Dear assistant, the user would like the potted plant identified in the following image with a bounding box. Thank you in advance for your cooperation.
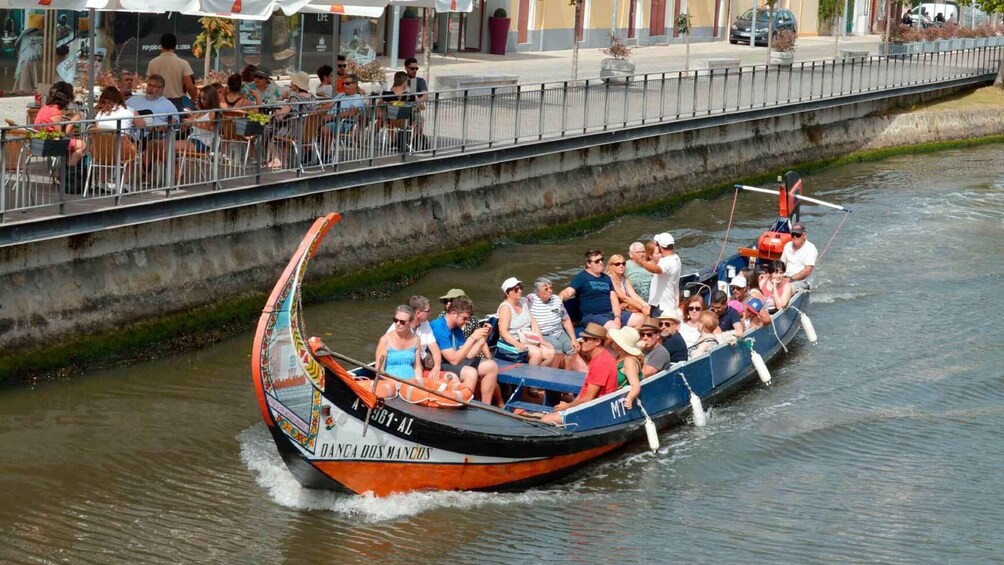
[883,24,910,57]
[769,30,796,66]
[235,110,269,137]
[398,7,420,59]
[675,12,692,71]
[28,131,70,157]
[599,33,635,82]
[489,8,511,56]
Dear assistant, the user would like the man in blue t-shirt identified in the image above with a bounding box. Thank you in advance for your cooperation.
[559,249,622,329]
[429,296,501,406]
[710,290,744,335]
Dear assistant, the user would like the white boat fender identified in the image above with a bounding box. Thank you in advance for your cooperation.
[636,400,659,451]
[690,393,707,428]
[751,349,771,385]
[800,312,818,343]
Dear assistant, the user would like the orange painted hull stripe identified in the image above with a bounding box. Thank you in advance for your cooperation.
[314,444,623,496]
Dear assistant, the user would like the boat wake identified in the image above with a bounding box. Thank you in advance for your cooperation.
[237,424,579,522]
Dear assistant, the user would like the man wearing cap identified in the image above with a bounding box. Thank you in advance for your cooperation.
[147,33,198,111]
[657,310,689,363]
[637,232,682,316]
[639,318,673,377]
[429,296,501,406]
[780,222,818,290]
[710,290,744,336]
[727,275,749,314]
[559,249,622,329]
[541,323,619,425]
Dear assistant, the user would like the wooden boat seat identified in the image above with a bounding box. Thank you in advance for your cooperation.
[496,363,584,394]
[738,247,760,258]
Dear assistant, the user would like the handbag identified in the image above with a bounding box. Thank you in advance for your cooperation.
[494,340,529,363]
[421,351,436,371]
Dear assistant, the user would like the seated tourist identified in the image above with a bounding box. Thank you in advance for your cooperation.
[657,310,689,363]
[759,260,793,312]
[727,275,750,314]
[34,81,86,166]
[679,295,705,349]
[93,86,144,132]
[606,253,650,328]
[607,327,643,410]
[743,297,769,331]
[559,249,622,329]
[316,64,334,98]
[430,296,501,406]
[527,277,585,371]
[318,74,365,154]
[496,277,555,366]
[375,305,422,381]
[741,267,766,302]
[639,318,672,377]
[541,323,619,425]
[126,74,178,128]
[709,290,743,335]
[242,67,282,106]
[688,311,720,357]
[176,84,221,156]
[222,73,251,108]
[385,295,442,379]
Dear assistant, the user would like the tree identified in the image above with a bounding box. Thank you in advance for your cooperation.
[675,12,692,71]
[192,16,235,81]
[764,0,778,64]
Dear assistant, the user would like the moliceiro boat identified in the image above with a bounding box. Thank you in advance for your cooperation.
[250,172,849,496]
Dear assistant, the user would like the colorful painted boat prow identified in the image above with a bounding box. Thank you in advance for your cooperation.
[250,173,841,496]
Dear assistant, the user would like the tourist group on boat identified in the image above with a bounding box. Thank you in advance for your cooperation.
[374,222,818,422]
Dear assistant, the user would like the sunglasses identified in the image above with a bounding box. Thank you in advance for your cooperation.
[792,233,804,238]
[640,331,657,337]
[392,318,410,325]
[589,257,605,264]
[344,81,356,85]
[508,285,523,293]
[337,64,347,68]
[407,66,419,70]
[659,321,676,327]
[611,261,626,267]
[688,306,703,311]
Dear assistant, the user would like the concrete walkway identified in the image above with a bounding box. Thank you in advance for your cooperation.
[0,35,884,125]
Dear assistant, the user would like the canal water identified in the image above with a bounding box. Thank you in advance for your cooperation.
[2,146,1003,564]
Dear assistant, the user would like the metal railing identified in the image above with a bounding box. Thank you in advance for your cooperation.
[1,46,1000,223]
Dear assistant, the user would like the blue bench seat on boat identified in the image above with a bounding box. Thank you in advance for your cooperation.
[496,363,585,394]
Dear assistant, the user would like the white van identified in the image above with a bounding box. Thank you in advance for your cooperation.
[909,2,959,23]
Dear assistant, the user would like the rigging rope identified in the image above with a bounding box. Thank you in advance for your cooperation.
[819,211,850,261]
[714,188,741,274]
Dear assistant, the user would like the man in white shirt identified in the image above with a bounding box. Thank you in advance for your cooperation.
[780,222,818,290]
[643,232,682,316]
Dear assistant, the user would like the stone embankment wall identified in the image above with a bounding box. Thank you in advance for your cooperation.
[2,88,1003,360]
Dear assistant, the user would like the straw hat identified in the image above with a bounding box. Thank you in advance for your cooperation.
[657,309,681,323]
[290,71,311,92]
[607,327,643,356]
[579,322,608,340]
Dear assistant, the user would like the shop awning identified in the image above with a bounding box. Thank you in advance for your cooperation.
[3,0,200,11]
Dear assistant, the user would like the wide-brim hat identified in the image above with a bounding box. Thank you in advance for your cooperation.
[439,288,467,301]
[290,71,310,92]
[252,69,272,81]
[608,327,643,356]
[656,309,681,322]
[579,322,608,340]
[640,317,660,332]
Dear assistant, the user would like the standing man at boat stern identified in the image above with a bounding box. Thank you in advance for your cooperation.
[781,222,818,291]
[430,296,502,406]
[638,232,682,316]
[542,323,619,425]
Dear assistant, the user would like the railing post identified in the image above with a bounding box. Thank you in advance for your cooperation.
[537,83,545,140]
[582,80,590,134]
[848,57,855,94]
[461,89,470,151]
[641,74,649,124]
[658,72,667,121]
[488,87,496,148]
[561,81,569,137]
[513,84,522,144]
[165,121,176,198]
[675,71,683,118]
[431,92,440,157]
[113,119,123,204]
[708,70,715,115]
[602,77,610,131]
[692,69,699,116]
[622,76,629,127]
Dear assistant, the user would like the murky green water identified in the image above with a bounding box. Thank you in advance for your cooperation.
[2,146,1002,563]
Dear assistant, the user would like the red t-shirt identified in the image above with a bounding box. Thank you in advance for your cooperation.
[579,348,618,399]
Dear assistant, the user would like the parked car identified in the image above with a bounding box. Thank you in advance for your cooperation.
[908,2,959,26]
[729,8,798,46]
